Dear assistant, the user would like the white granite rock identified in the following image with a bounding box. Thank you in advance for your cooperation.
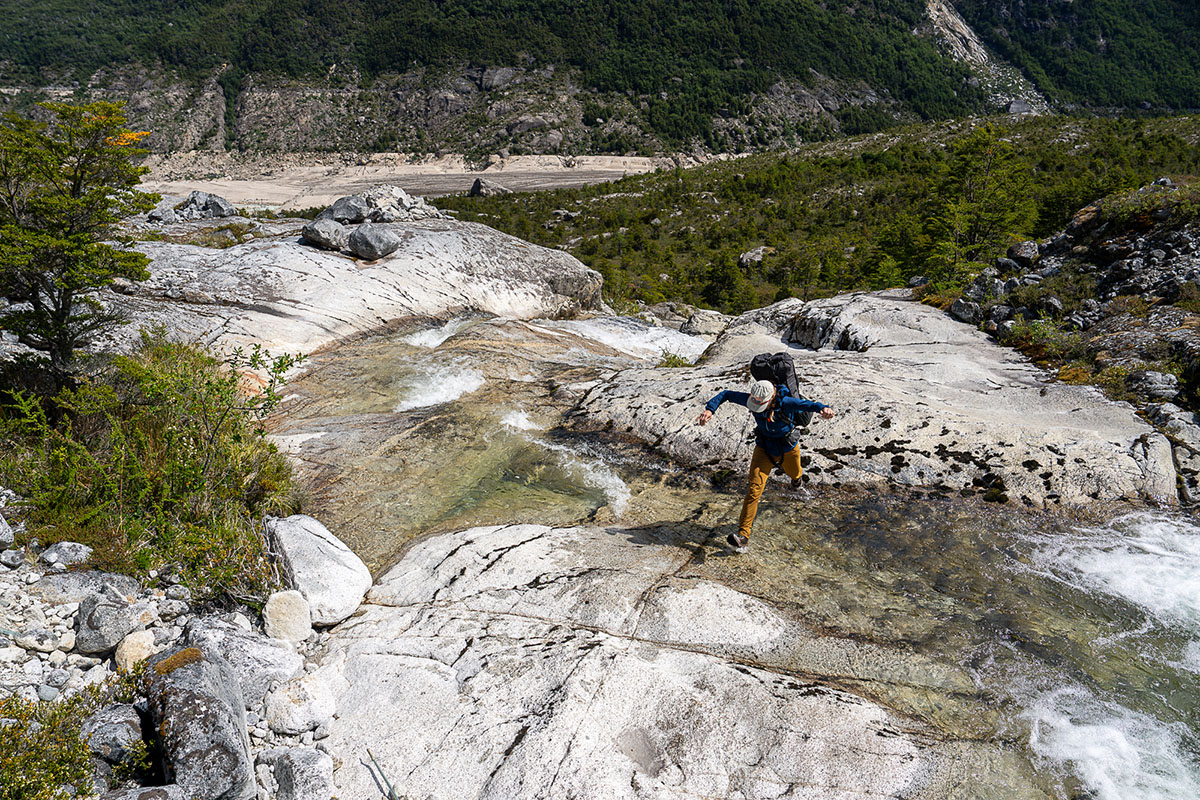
[323,524,1036,799]
[573,292,1178,507]
[264,660,347,736]
[263,590,313,643]
[115,629,159,672]
[266,516,371,626]
[106,219,603,357]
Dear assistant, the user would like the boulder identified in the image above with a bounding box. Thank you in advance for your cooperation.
[949,297,983,325]
[174,191,238,221]
[29,570,139,607]
[1007,241,1040,268]
[265,516,371,626]
[0,514,12,549]
[16,629,57,653]
[480,67,517,90]
[680,309,729,337]
[263,590,312,643]
[1146,403,1200,503]
[319,195,369,225]
[1130,370,1179,401]
[737,246,774,270]
[468,177,512,197]
[300,219,347,251]
[115,629,159,671]
[184,617,303,709]
[346,223,404,260]
[75,588,139,656]
[274,748,335,800]
[39,541,93,571]
[1,548,23,569]
[82,703,144,765]
[135,646,256,800]
[263,661,346,735]
[994,257,1022,274]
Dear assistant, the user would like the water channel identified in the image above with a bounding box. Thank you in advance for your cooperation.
[270,313,1200,800]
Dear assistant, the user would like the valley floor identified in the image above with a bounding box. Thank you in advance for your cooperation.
[139,152,687,208]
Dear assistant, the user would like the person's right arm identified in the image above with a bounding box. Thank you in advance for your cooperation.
[697,390,749,425]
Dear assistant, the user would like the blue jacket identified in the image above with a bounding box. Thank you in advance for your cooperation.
[705,387,827,457]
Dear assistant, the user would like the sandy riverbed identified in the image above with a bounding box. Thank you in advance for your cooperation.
[140,152,702,208]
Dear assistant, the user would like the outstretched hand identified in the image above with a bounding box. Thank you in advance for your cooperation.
[820,407,836,419]
[696,409,713,426]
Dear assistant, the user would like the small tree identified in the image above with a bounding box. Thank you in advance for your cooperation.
[924,124,1036,288]
[0,102,157,390]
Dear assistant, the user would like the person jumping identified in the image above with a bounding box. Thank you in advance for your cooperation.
[696,379,835,552]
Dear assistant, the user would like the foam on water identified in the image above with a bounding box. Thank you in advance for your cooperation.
[1031,512,1200,628]
[394,366,485,412]
[1022,685,1200,800]
[543,316,709,361]
[536,439,631,516]
[500,410,543,431]
[402,317,476,349]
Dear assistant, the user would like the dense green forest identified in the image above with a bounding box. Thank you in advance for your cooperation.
[2,0,981,143]
[956,0,1200,111]
[438,116,1200,313]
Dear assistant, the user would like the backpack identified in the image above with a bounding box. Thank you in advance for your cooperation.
[749,351,813,428]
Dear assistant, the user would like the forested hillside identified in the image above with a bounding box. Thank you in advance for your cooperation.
[0,0,982,144]
[438,116,1200,312]
[956,0,1200,111]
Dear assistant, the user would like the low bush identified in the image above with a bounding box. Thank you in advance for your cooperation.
[0,667,146,800]
[0,329,304,603]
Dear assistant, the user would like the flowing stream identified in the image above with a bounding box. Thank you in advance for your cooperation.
[270,313,1200,800]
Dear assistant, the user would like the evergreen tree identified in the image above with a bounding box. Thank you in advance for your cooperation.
[0,102,157,389]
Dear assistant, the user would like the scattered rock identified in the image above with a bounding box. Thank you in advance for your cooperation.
[185,617,304,709]
[263,590,312,644]
[0,515,12,549]
[29,571,140,605]
[273,748,335,800]
[468,177,512,197]
[1,549,23,569]
[115,629,160,671]
[39,541,93,571]
[75,589,139,656]
[265,516,371,626]
[346,223,404,260]
[301,219,347,251]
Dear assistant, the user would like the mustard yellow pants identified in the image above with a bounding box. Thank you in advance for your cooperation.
[738,444,801,539]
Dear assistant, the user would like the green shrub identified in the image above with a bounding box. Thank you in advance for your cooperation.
[657,350,693,368]
[0,329,304,602]
[0,692,95,800]
[1002,318,1088,364]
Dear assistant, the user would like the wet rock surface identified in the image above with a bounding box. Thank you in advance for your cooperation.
[574,291,1177,507]
[324,523,1045,799]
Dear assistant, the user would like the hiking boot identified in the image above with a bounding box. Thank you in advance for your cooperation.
[726,532,749,553]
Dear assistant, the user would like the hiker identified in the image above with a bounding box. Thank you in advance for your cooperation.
[696,379,835,551]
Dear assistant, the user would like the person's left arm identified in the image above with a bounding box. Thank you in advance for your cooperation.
[782,396,836,419]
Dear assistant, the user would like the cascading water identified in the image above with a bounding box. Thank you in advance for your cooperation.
[270,312,1200,799]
